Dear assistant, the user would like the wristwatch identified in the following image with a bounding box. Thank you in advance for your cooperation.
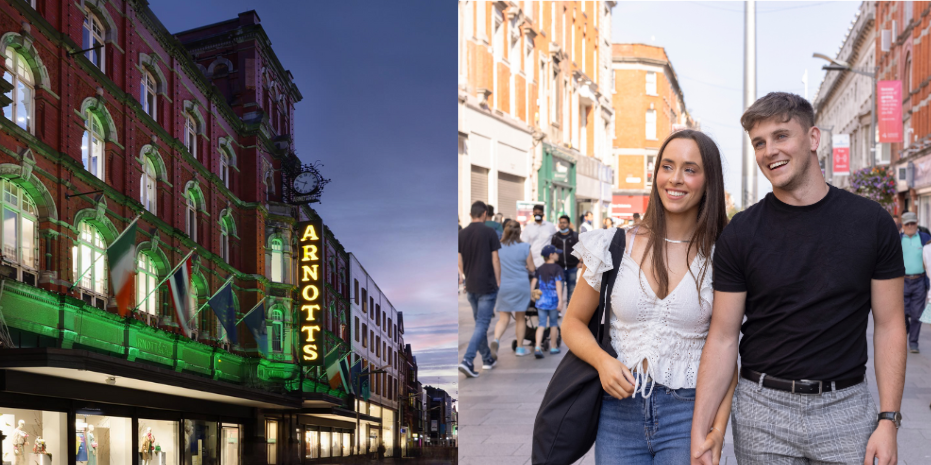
[877,411,902,428]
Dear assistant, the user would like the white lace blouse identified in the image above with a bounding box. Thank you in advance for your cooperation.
[571,227,714,398]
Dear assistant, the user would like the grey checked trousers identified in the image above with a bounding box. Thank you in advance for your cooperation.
[731,377,878,464]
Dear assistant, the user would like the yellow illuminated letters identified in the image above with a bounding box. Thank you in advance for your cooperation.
[297,220,324,365]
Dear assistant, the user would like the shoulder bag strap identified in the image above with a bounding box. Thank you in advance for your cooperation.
[594,228,626,346]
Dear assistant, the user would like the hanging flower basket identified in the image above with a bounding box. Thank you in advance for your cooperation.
[847,165,897,213]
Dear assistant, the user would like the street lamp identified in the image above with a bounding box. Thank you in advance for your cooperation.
[813,52,879,168]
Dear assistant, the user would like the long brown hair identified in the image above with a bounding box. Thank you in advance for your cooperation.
[637,129,728,299]
[501,220,522,246]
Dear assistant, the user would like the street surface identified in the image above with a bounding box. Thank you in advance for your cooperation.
[458,291,931,465]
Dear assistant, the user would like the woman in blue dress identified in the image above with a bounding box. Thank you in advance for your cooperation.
[491,221,536,357]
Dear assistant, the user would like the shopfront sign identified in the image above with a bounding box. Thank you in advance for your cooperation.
[832,133,850,176]
[878,80,903,143]
[297,220,324,366]
[431,420,438,432]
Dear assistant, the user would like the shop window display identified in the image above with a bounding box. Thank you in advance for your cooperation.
[0,408,65,465]
[78,415,131,465]
[183,420,216,465]
[220,424,240,465]
[320,431,331,458]
[331,431,341,457]
[342,432,351,457]
[383,409,395,457]
[138,419,178,465]
[304,430,318,459]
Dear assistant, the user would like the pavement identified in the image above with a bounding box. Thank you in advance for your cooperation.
[458,291,931,465]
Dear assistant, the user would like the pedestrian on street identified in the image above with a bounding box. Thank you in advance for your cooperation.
[632,212,642,225]
[458,200,501,378]
[893,214,902,234]
[485,205,504,239]
[551,215,579,304]
[521,204,558,268]
[901,211,930,353]
[561,129,733,464]
[491,220,535,357]
[691,92,906,465]
[602,217,613,229]
[580,211,595,233]
[531,245,564,359]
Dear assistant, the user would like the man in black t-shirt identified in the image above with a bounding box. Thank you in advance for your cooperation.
[690,93,906,465]
[458,201,501,378]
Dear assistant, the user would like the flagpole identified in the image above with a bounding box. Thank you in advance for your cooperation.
[132,249,196,312]
[235,296,266,326]
[68,213,143,292]
[187,274,235,327]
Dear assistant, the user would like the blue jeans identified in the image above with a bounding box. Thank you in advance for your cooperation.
[563,267,577,303]
[904,277,928,346]
[464,291,498,365]
[595,384,695,465]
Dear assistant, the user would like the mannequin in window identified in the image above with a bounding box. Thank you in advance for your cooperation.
[140,427,155,464]
[87,424,97,465]
[12,419,28,465]
[76,426,87,463]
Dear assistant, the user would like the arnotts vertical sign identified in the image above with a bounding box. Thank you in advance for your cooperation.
[297,219,324,366]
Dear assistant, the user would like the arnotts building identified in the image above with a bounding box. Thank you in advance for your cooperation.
[0,0,418,463]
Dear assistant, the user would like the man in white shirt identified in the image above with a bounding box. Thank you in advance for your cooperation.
[521,204,558,268]
[579,211,594,233]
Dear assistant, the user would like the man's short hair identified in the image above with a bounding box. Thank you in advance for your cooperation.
[633,213,641,220]
[470,201,487,219]
[559,215,570,223]
[486,204,495,216]
[740,92,814,132]
[584,211,592,216]
[532,204,545,212]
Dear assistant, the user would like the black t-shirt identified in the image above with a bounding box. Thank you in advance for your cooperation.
[713,185,904,380]
[459,222,501,294]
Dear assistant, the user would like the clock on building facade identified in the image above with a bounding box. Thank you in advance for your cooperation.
[284,162,330,205]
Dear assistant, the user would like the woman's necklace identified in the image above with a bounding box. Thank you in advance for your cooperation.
[664,237,690,244]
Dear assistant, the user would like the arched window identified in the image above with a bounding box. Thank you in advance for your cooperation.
[140,158,156,213]
[82,113,105,180]
[219,151,230,188]
[270,308,283,352]
[185,190,197,240]
[3,49,35,133]
[220,220,230,263]
[185,114,197,158]
[270,238,283,282]
[1,179,37,269]
[135,252,158,315]
[82,12,105,71]
[140,69,157,120]
[72,221,107,296]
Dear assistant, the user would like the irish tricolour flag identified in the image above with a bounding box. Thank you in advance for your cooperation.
[169,255,194,338]
[107,219,138,317]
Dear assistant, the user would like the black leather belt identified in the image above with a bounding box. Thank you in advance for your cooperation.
[740,368,864,395]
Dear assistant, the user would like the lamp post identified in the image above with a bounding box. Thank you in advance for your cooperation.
[813,53,878,168]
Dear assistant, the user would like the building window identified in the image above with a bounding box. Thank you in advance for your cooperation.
[185,190,197,240]
[646,109,657,140]
[354,316,360,342]
[270,238,283,282]
[354,279,359,304]
[376,336,381,357]
[370,297,375,319]
[3,49,35,133]
[646,71,657,95]
[1,179,37,269]
[220,152,230,188]
[140,69,157,120]
[81,113,105,181]
[82,13,105,72]
[136,253,158,316]
[220,221,230,264]
[266,420,278,465]
[646,155,656,187]
[140,158,157,213]
[72,221,107,297]
[185,114,198,158]
[271,308,283,352]
[361,323,367,348]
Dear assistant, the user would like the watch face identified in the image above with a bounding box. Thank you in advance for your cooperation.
[293,172,317,194]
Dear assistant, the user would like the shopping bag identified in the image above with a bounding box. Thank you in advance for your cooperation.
[920,302,931,324]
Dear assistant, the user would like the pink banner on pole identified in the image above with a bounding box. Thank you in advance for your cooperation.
[833,134,850,176]
[878,80,903,143]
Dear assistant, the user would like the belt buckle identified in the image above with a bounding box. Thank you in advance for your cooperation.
[794,379,822,395]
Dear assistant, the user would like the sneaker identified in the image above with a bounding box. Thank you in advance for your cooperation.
[458,360,479,378]
[911,345,920,354]
[534,347,544,359]
[549,347,561,355]
[490,339,499,359]
[515,347,529,357]
[483,358,498,369]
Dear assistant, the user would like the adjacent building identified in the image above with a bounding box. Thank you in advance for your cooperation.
[424,385,455,446]
[610,43,698,223]
[459,1,615,226]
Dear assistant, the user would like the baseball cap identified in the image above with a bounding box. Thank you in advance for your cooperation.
[903,212,918,224]
[541,245,562,257]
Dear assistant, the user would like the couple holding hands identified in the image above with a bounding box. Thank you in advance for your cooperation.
[537,92,905,465]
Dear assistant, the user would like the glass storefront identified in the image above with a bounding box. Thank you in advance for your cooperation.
[303,426,353,461]
[184,419,217,465]
[382,409,394,457]
[0,408,66,465]
[220,424,240,465]
[265,420,277,465]
[304,430,318,460]
[80,414,132,465]
[139,419,178,465]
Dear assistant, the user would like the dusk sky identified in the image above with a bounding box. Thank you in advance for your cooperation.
[152,1,457,396]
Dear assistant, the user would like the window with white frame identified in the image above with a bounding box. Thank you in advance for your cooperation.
[646,155,656,187]
[82,12,105,72]
[493,7,503,108]
[185,190,197,240]
[82,113,105,181]
[220,219,230,263]
[646,109,657,140]
[1,179,37,269]
[220,151,230,188]
[136,252,158,315]
[525,37,533,77]
[270,238,283,282]
[3,49,35,133]
[646,71,657,96]
[140,157,157,213]
[140,69,157,120]
[270,308,283,352]
[72,221,107,296]
[185,114,197,158]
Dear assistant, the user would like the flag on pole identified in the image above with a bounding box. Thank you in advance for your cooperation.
[338,356,352,394]
[350,359,362,396]
[107,221,138,317]
[242,300,267,356]
[360,365,371,401]
[324,348,349,391]
[208,280,237,345]
[168,255,194,338]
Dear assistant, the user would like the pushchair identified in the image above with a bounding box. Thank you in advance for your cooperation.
[511,273,562,352]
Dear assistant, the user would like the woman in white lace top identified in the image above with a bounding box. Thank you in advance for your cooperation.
[563,130,738,465]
